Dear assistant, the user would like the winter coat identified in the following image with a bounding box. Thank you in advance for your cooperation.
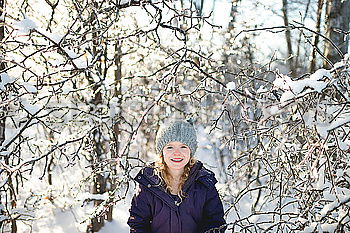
[127,161,226,233]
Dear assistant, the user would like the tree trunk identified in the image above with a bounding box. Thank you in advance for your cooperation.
[88,78,105,228]
[294,0,311,72]
[223,0,240,65]
[87,88,105,232]
[113,41,122,153]
[282,0,295,75]
[0,0,6,230]
[87,1,105,231]
[1,2,17,232]
[0,1,5,145]
[309,0,324,72]
[104,40,123,222]
[228,0,240,31]
[324,0,350,66]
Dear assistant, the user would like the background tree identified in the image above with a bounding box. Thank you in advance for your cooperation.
[282,0,295,75]
[309,0,324,72]
[324,0,350,66]
[0,0,10,231]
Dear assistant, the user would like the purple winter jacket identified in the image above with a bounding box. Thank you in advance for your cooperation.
[127,161,226,233]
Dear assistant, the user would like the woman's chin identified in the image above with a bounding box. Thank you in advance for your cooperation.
[167,163,186,170]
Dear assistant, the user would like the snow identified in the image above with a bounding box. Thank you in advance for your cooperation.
[338,140,350,150]
[21,98,41,115]
[320,223,337,232]
[13,16,90,69]
[0,73,15,90]
[109,97,121,118]
[315,161,326,190]
[23,82,38,93]
[180,87,193,95]
[33,208,82,233]
[319,200,339,220]
[336,169,344,178]
[333,53,349,70]
[99,217,129,233]
[25,191,131,233]
[257,85,267,93]
[63,48,89,69]
[261,104,282,121]
[323,191,336,202]
[226,81,236,90]
[273,69,331,103]
[309,69,332,80]
[301,104,350,139]
[300,222,318,233]
[37,28,64,44]
[280,90,296,103]
[196,125,223,176]
[316,113,350,138]
[77,192,109,201]
[303,110,316,126]
[0,215,8,222]
[16,17,38,33]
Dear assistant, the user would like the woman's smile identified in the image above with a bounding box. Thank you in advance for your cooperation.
[170,158,184,162]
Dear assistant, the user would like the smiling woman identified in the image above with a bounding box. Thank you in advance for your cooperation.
[128,119,226,233]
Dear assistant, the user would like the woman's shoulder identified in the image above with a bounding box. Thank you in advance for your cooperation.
[134,163,160,186]
[193,161,218,189]
[138,162,155,174]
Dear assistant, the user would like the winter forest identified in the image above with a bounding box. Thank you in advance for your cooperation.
[0,0,350,232]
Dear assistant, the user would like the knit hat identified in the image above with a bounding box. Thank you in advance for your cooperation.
[155,120,198,155]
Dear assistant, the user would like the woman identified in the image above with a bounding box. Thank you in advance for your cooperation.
[128,120,226,233]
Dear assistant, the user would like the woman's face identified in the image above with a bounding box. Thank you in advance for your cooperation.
[162,141,191,171]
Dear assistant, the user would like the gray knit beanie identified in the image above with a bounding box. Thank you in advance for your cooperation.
[155,120,198,155]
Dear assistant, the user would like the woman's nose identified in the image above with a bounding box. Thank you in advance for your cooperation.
[173,147,181,154]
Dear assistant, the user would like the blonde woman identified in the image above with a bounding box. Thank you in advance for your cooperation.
[128,120,226,233]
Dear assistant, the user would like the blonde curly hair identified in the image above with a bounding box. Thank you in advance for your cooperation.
[154,153,196,200]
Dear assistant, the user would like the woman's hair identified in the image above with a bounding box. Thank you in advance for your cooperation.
[154,153,196,199]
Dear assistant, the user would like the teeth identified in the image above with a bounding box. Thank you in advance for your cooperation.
[171,158,183,162]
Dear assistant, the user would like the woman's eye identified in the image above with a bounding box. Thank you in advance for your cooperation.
[181,146,187,149]
[166,147,173,150]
